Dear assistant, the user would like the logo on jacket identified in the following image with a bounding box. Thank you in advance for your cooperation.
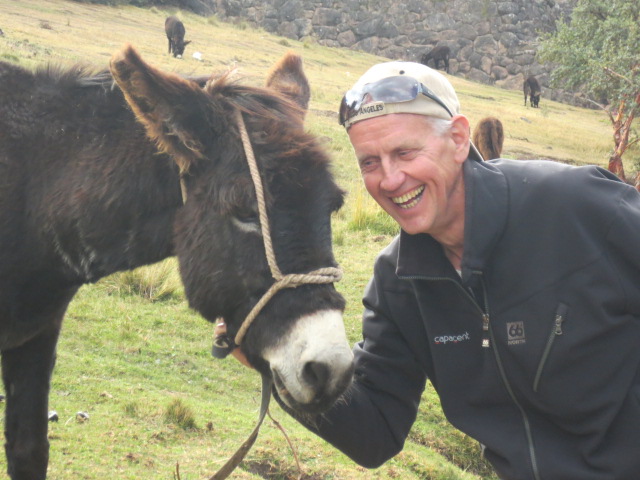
[434,331,471,345]
[507,321,526,345]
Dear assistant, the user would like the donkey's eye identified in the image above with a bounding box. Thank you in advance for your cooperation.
[235,208,258,223]
[231,209,261,234]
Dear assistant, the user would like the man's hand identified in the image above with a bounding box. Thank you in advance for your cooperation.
[214,321,253,368]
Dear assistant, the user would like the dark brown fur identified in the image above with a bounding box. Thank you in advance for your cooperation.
[265,51,310,121]
[0,46,348,479]
[164,16,191,58]
[472,117,504,161]
[524,75,541,108]
[420,45,451,73]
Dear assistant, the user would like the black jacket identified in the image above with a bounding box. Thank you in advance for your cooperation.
[308,159,640,480]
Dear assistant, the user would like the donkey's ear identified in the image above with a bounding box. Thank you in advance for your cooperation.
[265,51,310,123]
[110,44,216,173]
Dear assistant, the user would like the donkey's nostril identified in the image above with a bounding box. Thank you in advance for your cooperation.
[301,361,329,390]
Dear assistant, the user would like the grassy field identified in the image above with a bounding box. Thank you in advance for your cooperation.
[0,1,636,479]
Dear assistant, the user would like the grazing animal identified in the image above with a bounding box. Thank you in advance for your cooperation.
[164,16,191,58]
[472,116,504,161]
[420,45,451,73]
[524,75,541,108]
[0,46,354,480]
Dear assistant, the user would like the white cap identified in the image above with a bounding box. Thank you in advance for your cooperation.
[344,61,460,126]
[343,61,483,161]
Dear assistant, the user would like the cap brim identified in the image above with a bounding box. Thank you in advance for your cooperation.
[343,95,453,129]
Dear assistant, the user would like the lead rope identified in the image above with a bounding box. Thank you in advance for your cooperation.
[208,374,272,480]
[207,110,342,480]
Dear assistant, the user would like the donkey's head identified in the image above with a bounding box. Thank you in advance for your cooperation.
[173,38,191,58]
[110,46,353,414]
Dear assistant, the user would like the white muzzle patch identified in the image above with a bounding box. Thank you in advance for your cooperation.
[263,309,353,406]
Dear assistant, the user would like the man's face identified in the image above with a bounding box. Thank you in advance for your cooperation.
[348,113,468,237]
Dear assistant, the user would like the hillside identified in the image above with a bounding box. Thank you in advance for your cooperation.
[0,0,625,170]
[0,1,631,480]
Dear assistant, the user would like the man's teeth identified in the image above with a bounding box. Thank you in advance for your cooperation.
[392,186,425,209]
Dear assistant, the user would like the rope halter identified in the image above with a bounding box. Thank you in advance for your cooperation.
[232,109,342,347]
[207,109,343,480]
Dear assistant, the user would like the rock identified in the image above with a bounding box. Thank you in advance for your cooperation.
[76,411,89,423]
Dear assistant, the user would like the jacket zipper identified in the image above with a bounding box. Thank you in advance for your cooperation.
[533,304,567,393]
[489,325,542,480]
[471,273,541,480]
[403,272,541,479]
[478,285,491,348]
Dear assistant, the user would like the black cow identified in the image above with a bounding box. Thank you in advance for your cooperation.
[524,75,541,108]
[164,16,191,58]
[420,45,451,73]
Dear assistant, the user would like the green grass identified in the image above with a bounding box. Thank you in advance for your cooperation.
[102,259,183,301]
[0,0,632,478]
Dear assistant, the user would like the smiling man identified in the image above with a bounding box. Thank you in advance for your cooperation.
[275,61,640,480]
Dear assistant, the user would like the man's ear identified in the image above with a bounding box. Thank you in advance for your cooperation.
[450,114,471,164]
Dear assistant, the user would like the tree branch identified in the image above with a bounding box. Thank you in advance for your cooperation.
[584,97,607,111]
[603,66,634,86]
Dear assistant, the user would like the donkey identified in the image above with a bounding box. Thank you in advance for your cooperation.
[524,75,541,108]
[472,116,504,160]
[165,15,191,58]
[420,45,451,73]
[0,46,354,480]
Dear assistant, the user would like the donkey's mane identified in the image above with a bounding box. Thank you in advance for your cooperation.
[35,62,211,91]
[32,61,305,128]
[207,73,329,168]
[28,62,328,170]
[208,73,305,126]
[35,63,112,89]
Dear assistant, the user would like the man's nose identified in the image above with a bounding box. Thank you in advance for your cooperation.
[379,160,404,192]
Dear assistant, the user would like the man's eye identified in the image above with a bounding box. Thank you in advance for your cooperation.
[359,158,378,172]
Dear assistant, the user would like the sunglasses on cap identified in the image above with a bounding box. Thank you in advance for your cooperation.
[338,75,454,126]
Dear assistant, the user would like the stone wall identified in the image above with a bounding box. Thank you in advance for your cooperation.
[207,0,580,104]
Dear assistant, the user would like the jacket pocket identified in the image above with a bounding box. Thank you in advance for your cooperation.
[533,303,568,392]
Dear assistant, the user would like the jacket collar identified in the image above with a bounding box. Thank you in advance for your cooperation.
[397,159,509,282]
